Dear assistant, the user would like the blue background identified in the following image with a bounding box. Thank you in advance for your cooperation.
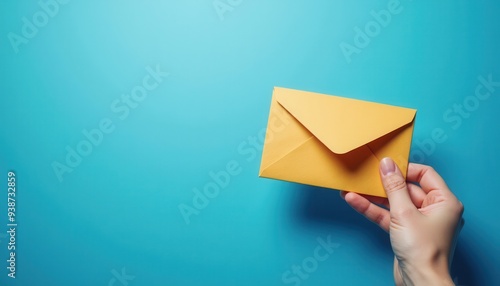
[1,1,499,285]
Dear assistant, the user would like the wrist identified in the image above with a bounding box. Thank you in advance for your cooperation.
[399,267,454,286]
[398,255,454,286]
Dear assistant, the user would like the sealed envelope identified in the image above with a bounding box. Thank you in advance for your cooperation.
[259,87,416,197]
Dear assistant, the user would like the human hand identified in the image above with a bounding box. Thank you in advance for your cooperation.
[341,157,464,286]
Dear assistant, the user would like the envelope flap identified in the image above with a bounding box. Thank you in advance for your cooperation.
[274,87,417,154]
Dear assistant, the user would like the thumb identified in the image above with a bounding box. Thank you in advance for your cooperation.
[380,157,415,215]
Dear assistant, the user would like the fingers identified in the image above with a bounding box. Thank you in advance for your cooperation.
[407,163,450,193]
[341,191,389,208]
[407,184,426,208]
[342,192,390,231]
[380,158,416,215]
[342,159,453,230]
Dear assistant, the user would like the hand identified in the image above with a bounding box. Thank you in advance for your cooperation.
[341,157,464,286]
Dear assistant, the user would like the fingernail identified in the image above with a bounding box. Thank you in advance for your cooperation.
[380,157,396,176]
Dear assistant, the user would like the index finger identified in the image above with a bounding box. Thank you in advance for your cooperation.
[407,163,450,193]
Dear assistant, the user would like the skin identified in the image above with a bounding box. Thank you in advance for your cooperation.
[341,157,464,286]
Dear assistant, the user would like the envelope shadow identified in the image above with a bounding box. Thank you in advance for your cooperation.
[290,184,391,253]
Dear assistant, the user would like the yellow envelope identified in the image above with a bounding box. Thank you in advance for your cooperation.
[259,87,417,197]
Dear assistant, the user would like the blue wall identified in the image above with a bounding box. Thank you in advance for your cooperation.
[1,1,499,285]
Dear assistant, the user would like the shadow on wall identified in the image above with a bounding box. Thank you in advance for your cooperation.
[450,239,485,286]
[287,184,484,286]
[288,184,392,255]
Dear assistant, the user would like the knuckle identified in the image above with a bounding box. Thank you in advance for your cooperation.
[373,213,386,225]
[383,175,407,193]
[456,200,464,214]
[417,166,434,182]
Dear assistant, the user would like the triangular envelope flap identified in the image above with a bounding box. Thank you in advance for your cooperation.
[274,87,416,154]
